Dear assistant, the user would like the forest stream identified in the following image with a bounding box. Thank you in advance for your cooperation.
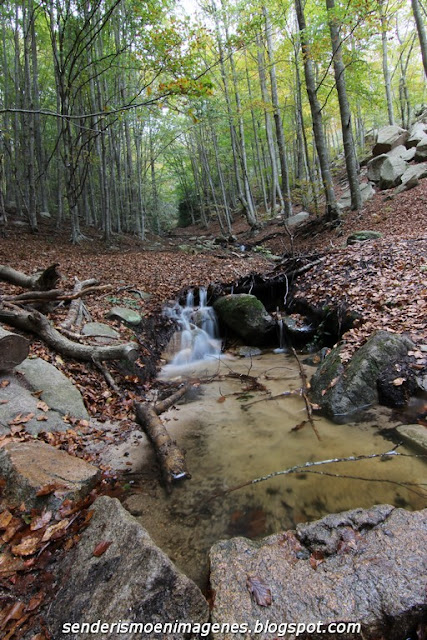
[124,351,426,591]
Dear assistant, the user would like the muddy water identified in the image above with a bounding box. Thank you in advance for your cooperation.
[124,353,427,589]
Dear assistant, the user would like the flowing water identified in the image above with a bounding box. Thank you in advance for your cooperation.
[124,292,427,590]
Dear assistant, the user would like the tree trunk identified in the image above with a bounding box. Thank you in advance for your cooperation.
[0,327,29,371]
[411,0,427,78]
[326,0,361,210]
[263,6,292,217]
[295,0,339,222]
[379,1,395,125]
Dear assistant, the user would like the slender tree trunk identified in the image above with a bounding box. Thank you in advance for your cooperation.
[326,0,361,210]
[263,5,292,217]
[379,1,395,125]
[411,0,427,78]
[295,0,338,221]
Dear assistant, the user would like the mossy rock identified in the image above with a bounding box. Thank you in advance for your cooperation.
[310,330,414,422]
[346,230,382,245]
[213,294,275,346]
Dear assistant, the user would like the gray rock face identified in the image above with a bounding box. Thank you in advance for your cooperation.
[214,294,275,346]
[82,322,119,339]
[16,357,89,419]
[105,306,142,325]
[346,230,382,245]
[372,125,409,156]
[237,346,262,358]
[286,211,309,227]
[396,162,427,192]
[209,505,427,640]
[309,331,414,420]
[0,440,100,509]
[406,121,427,148]
[338,182,375,209]
[367,153,388,182]
[379,154,408,189]
[415,135,427,161]
[47,496,209,639]
[0,376,68,435]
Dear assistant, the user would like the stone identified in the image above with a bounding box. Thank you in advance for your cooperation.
[309,331,414,421]
[372,125,409,156]
[379,155,408,189]
[400,146,416,161]
[210,505,427,640]
[105,306,142,325]
[367,153,388,182]
[46,496,209,639]
[282,314,316,339]
[285,211,309,227]
[16,357,89,419]
[213,294,275,346]
[0,376,68,435]
[415,135,427,161]
[237,346,262,358]
[338,182,375,209]
[0,440,100,509]
[346,230,382,245]
[396,424,427,454]
[406,121,427,148]
[401,162,427,185]
[82,322,119,339]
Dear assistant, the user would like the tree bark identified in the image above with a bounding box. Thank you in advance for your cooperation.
[411,0,427,79]
[0,308,138,363]
[0,263,61,291]
[0,326,29,371]
[326,0,361,210]
[135,401,191,491]
[295,0,339,222]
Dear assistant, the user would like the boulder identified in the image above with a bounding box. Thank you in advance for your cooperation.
[213,294,275,346]
[210,505,427,640]
[395,162,427,192]
[282,314,316,340]
[396,424,427,454]
[372,125,409,156]
[338,182,375,209]
[415,135,427,161]
[285,211,309,227]
[379,155,408,189]
[346,230,382,245]
[47,496,209,639]
[367,153,388,182]
[82,322,119,339]
[309,331,414,421]
[16,357,89,420]
[237,346,262,358]
[0,440,100,509]
[406,121,427,148]
[105,306,142,325]
[0,376,70,436]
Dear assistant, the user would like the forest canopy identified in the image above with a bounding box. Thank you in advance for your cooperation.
[0,0,426,241]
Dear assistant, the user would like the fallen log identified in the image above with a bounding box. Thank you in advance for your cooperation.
[0,308,138,363]
[154,384,189,415]
[135,400,191,491]
[0,263,60,291]
[60,279,97,330]
[0,326,29,371]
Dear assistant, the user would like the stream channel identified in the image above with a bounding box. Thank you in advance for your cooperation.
[124,290,427,591]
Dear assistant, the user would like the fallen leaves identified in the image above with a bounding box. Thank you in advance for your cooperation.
[93,540,112,557]
[246,575,272,607]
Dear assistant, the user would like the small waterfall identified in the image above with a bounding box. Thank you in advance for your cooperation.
[273,314,287,354]
[164,287,221,367]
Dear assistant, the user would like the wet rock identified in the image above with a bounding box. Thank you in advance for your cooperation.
[214,294,275,346]
[237,346,262,358]
[379,154,408,189]
[47,496,209,639]
[396,424,427,454]
[282,314,316,340]
[0,440,100,509]
[16,357,89,419]
[377,360,417,408]
[309,331,414,421]
[105,306,142,325]
[415,135,427,161]
[346,230,382,245]
[209,505,427,640]
[372,125,409,156]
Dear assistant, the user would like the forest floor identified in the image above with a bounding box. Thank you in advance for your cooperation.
[0,178,426,639]
[0,176,426,423]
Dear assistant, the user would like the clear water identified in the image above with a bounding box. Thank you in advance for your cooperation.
[124,353,427,589]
